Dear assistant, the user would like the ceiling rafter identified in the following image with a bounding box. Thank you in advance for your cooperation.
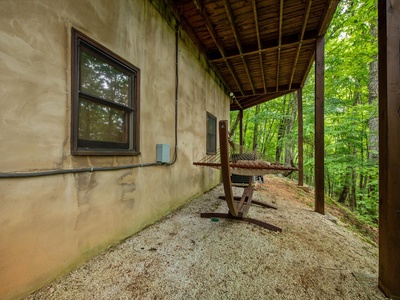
[222,0,256,94]
[193,0,245,96]
[235,83,301,98]
[288,0,312,90]
[210,38,316,63]
[276,0,284,92]
[174,0,340,110]
[298,0,339,89]
[252,0,266,94]
[235,90,295,110]
[318,0,339,36]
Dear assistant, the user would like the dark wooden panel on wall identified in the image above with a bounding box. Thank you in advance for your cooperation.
[378,1,400,298]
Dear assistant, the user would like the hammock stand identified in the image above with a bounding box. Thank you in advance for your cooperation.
[193,120,298,232]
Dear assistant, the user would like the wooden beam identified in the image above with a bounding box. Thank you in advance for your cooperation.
[231,89,296,111]
[193,0,225,56]
[378,1,400,298]
[314,36,324,214]
[193,0,245,95]
[222,0,255,94]
[219,120,238,216]
[276,0,284,92]
[289,0,312,90]
[252,0,267,94]
[318,0,341,36]
[210,37,316,63]
[234,83,300,98]
[225,60,245,96]
[297,88,304,186]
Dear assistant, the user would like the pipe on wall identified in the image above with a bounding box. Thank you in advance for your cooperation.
[0,24,180,179]
[167,23,180,165]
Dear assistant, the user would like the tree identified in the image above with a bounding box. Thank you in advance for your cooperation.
[230,0,379,224]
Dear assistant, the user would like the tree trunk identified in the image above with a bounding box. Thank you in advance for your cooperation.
[252,105,260,150]
[349,168,357,210]
[368,23,379,160]
[261,115,277,155]
[284,93,298,165]
[243,110,249,149]
[338,184,349,204]
[275,95,288,162]
[229,111,241,138]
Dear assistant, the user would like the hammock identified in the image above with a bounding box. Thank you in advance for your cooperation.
[193,120,298,231]
[193,144,297,176]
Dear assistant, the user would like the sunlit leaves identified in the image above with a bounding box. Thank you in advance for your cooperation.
[230,0,379,225]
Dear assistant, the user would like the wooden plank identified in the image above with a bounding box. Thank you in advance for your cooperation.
[276,0,284,92]
[238,177,254,216]
[222,0,255,94]
[252,0,266,93]
[210,38,316,63]
[378,1,400,298]
[192,0,245,95]
[314,36,324,214]
[289,0,312,89]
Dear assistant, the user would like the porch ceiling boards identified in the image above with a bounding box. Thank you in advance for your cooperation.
[173,0,339,110]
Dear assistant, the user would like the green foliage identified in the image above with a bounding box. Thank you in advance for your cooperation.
[230,0,379,225]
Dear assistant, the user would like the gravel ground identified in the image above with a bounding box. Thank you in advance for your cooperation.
[26,175,386,300]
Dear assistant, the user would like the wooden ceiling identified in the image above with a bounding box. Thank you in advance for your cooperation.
[172,0,339,110]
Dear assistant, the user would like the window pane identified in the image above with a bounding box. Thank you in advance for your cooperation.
[207,133,216,153]
[78,98,127,143]
[206,113,217,154]
[80,49,130,106]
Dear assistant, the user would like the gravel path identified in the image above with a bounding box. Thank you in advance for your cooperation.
[26,176,386,300]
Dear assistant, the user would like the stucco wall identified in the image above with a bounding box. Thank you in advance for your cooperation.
[0,0,229,299]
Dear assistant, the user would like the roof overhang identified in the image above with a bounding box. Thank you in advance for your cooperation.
[172,0,340,110]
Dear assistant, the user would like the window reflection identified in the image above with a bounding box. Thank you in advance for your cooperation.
[78,98,127,143]
[80,50,129,106]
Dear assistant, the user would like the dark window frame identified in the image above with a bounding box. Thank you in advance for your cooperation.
[71,28,140,155]
[206,112,217,155]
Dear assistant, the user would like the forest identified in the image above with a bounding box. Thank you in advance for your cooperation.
[229,0,378,225]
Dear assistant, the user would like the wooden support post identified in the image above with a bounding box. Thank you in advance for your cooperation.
[378,1,400,298]
[297,88,304,187]
[219,120,238,216]
[314,36,325,214]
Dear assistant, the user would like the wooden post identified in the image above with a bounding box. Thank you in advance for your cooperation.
[297,88,304,187]
[314,36,325,214]
[378,1,400,298]
[219,120,238,216]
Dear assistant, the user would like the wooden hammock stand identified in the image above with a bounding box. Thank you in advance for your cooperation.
[193,120,298,232]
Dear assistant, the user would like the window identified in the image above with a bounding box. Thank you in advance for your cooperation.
[71,29,140,155]
[206,112,217,154]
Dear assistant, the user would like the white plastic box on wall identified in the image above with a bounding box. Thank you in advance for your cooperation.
[156,144,170,163]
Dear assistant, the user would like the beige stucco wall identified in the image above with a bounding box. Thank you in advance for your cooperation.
[0,1,229,299]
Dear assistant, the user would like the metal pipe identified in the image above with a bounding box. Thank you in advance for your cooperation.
[167,23,180,165]
[0,162,162,179]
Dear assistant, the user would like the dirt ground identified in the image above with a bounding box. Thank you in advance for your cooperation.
[26,175,387,300]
